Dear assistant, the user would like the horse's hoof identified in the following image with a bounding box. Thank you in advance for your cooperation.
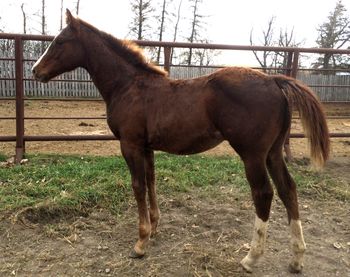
[129,249,145,259]
[151,229,158,237]
[240,257,253,273]
[288,262,303,273]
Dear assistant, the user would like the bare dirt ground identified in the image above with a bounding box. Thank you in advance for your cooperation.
[0,100,349,276]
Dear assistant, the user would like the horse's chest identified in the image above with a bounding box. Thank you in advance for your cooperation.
[106,104,145,140]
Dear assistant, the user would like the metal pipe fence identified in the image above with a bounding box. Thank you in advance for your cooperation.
[0,33,349,163]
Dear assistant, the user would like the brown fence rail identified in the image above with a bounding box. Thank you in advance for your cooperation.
[0,33,350,163]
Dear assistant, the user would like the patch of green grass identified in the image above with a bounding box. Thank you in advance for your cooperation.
[155,154,246,193]
[0,153,7,162]
[0,154,245,214]
[0,153,346,215]
[288,160,349,201]
[0,154,124,213]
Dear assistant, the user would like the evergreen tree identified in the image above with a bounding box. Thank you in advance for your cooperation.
[181,0,214,66]
[186,0,204,65]
[129,0,154,40]
[314,0,350,71]
[155,0,173,64]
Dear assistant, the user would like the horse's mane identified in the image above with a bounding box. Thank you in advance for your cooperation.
[77,18,167,76]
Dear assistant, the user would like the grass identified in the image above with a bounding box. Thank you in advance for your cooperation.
[0,153,346,216]
[0,153,7,162]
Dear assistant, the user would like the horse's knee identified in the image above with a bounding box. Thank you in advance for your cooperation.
[132,181,147,196]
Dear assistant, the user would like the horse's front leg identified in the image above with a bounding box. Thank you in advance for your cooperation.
[145,149,160,236]
[121,142,151,258]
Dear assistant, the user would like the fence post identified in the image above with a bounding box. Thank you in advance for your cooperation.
[15,36,25,164]
[285,51,293,76]
[163,46,171,74]
[283,51,300,163]
[291,51,299,78]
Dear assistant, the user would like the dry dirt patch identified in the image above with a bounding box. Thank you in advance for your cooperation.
[0,184,349,276]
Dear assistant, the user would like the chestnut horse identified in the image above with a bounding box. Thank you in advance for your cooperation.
[32,10,330,273]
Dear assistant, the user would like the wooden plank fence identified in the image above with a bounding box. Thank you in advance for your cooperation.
[296,73,350,102]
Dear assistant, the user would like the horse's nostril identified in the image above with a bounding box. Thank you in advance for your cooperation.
[32,68,36,75]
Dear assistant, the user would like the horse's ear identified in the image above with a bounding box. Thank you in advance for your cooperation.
[66,9,74,24]
[65,9,79,30]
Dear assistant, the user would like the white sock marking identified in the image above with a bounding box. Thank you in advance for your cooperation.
[289,219,306,271]
[241,216,268,272]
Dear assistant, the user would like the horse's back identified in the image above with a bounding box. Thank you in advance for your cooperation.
[206,67,289,155]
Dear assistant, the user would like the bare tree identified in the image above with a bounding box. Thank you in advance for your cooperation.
[0,15,14,58]
[186,0,204,65]
[20,3,27,34]
[172,0,182,43]
[129,0,154,40]
[40,0,47,53]
[179,0,213,66]
[60,0,64,30]
[275,27,304,72]
[250,17,302,73]
[156,0,170,63]
[196,39,218,66]
[250,17,276,71]
[41,0,46,35]
[314,0,350,72]
[76,0,81,15]
[170,0,183,64]
[30,0,47,35]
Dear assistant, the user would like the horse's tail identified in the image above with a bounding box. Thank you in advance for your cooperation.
[273,75,330,168]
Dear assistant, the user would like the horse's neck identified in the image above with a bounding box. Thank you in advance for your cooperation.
[82,33,136,103]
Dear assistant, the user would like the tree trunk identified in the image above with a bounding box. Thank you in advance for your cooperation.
[60,0,64,30]
[156,0,167,64]
[170,0,182,64]
[41,0,46,53]
[323,53,332,74]
[41,0,46,35]
[188,0,199,65]
[20,3,27,34]
[138,0,143,40]
[76,0,80,15]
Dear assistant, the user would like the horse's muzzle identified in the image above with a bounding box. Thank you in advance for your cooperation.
[32,67,49,83]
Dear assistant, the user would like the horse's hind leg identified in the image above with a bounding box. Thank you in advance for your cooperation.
[267,142,306,273]
[240,154,274,272]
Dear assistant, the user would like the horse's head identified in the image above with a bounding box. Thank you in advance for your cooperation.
[32,9,85,83]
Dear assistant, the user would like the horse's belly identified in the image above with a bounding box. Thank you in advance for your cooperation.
[149,130,223,155]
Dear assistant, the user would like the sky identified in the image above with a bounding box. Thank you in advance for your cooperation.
[0,0,349,66]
